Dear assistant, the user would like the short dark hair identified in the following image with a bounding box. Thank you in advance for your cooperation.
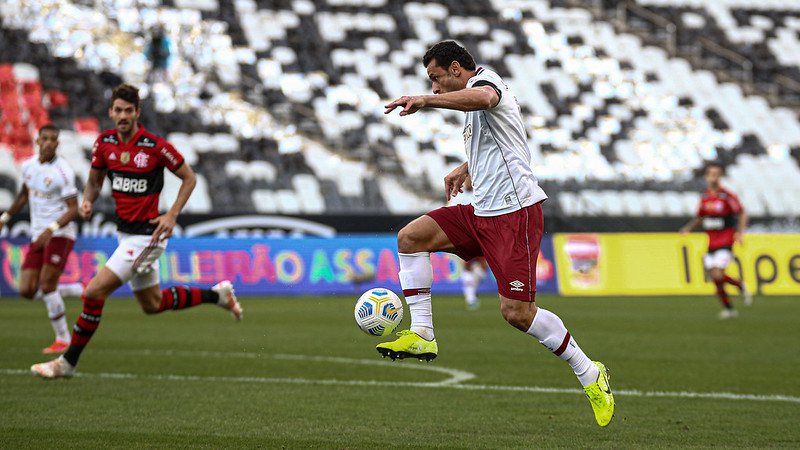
[111,84,140,109]
[704,161,725,175]
[38,124,59,136]
[422,41,476,71]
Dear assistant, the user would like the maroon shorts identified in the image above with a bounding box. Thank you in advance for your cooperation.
[427,203,543,302]
[21,236,75,272]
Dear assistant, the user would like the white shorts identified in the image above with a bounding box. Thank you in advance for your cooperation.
[105,233,168,291]
[703,248,734,270]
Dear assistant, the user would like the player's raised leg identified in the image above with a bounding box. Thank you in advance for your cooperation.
[133,280,242,320]
[376,215,455,361]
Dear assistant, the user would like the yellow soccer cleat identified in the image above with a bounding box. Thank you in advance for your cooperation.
[376,330,438,362]
[583,361,615,427]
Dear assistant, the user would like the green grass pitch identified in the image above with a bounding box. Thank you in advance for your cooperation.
[1,293,799,448]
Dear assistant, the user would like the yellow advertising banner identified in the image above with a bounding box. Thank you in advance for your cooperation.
[553,233,800,296]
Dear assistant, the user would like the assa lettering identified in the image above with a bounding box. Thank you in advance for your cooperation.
[112,176,149,193]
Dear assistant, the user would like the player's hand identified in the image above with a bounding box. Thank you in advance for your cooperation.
[735,231,744,245]
[79,200,93,220]
[32,229,52,250]
[444,163,469,200]
[679,227,690,235]
[149,212,177,244]
[384,95,426,116]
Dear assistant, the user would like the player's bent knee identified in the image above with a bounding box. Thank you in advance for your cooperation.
[140,301,161,315]
[397,225,427,253]
[500,298,537,332]
[19,286,37,299]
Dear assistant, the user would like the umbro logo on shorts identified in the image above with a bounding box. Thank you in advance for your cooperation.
[509,280,525,291]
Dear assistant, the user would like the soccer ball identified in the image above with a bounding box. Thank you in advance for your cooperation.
[354,288,404,337]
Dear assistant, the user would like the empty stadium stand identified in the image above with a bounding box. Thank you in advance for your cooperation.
[1,0,798,223]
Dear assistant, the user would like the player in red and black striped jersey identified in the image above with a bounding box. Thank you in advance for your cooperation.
[32,84,243,379]
[681,162,751,319]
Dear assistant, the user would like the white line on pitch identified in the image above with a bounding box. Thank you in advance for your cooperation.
[3,368,799,404]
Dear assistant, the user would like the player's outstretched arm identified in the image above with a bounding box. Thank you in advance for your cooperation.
[0,184,29,231]
[149,163,196,243]
[736,210,748,245]
[384,86,499,116]
[80,167,106,220]
[680,216,701,234]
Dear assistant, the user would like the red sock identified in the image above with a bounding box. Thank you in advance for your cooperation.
[63,295,106,366]
[714,281,732,309]
[158,286,218,312]
[723,275,742,289]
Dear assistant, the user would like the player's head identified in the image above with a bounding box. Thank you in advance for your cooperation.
[422,41,476,94]
[704,162,725,189]
[36,124,59,162]
[109,84,141,135]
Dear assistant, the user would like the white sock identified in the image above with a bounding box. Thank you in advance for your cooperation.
[42,291,71,343]
[398,252,434,341]
[527,308,598,386]
[34,289,44,301]
[461,270,478,305]
[58,282,84,298]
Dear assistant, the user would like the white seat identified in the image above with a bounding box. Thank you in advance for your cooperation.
[251,190,278,213]
[275,190,301,214]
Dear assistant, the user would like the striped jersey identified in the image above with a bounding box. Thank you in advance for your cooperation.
[463,67,547,217]
[20,155,78,240]
[91,124,184,235]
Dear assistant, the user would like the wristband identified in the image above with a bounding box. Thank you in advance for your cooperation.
[47,222,60,233]
[0,212,9,224]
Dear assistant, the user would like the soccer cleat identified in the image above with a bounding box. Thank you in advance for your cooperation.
[466,299,480,311]
[376,330,438,361]
[583,361,615,427]
[31,356,75,379]
[741,283,753,306]
[718,309,739,320]
[213,280,242,321]
[41,340,69,354]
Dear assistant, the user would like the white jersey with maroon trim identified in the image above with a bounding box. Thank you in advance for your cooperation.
[21,156,78,240]
[463,67,547,217]
[91,124,185,235]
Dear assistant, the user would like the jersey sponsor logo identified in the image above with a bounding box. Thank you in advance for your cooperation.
[112,176,149,194]
[120,151,130,165]
[509,280,525,291]
[702,217,726,230]
[102,134,119,144]
[160,147,179,166]
[136,136,157,148]
[29,188,58,199]
[133,152,149,168]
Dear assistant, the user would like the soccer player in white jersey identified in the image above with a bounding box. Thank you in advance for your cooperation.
[381,41,614,426]
[446,176,487,310]
[0,125,81,354]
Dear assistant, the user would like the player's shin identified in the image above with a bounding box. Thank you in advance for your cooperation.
[714,280,733,309]
[63,295,106,367]
[527,308,599,386]
[399,252,434,340]
[42,290,70,343]
[157,286,219,312]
